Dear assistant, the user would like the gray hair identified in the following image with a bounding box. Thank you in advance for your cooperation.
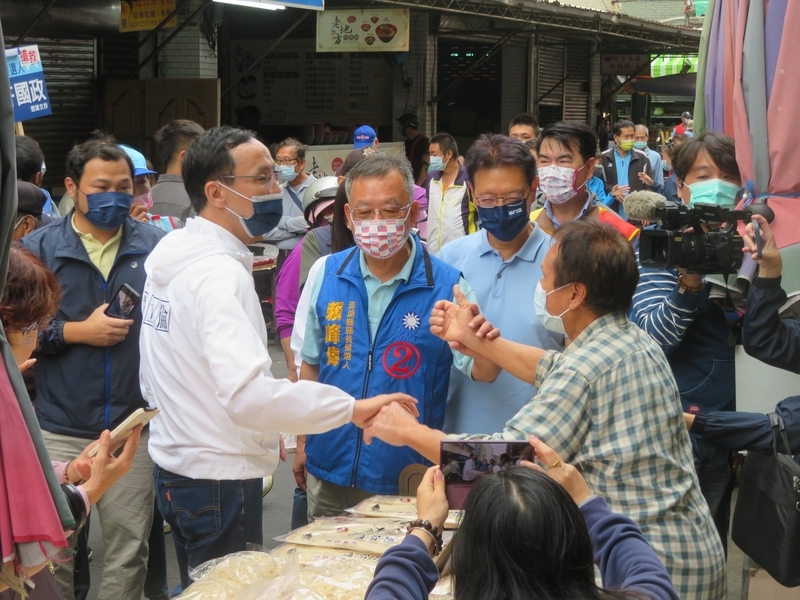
[634,124,649,136]
[344,152,415,203]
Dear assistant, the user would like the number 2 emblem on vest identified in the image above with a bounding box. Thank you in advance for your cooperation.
[383,341,421,379]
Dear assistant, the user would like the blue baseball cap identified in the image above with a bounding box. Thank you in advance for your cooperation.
[119,144,157,178]
[353,125,376,149]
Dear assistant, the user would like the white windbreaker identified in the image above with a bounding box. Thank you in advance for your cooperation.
[139,217,354,480]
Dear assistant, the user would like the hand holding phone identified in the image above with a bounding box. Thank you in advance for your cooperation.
[105,284,142,320]
[87,408,160,458]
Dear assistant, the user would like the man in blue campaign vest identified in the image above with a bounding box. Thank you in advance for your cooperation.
[297,152,480,519]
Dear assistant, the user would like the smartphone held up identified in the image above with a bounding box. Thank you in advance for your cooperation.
[441,440,533,509]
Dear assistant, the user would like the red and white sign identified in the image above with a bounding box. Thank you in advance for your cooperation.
[600,54,651,76]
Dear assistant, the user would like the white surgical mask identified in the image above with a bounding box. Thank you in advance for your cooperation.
[538,163,588,205]
[534,281,572,334]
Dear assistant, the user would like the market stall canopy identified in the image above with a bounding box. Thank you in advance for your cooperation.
[631,73,696,96]
[650,54,698,78]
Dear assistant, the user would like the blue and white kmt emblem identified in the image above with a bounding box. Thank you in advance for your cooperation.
[402,312,421,331]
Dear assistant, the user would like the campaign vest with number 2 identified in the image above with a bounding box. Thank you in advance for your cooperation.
[305,240,461,494]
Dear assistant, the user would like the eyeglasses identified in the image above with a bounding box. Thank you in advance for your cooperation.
[20,319,47,335]
[348,203,412,221]
[274,158,300,166]
[219,174,272,186]
[473,192,529,209]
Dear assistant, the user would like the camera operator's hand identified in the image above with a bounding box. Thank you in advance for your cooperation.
[677,268,703,290]
[743,215,782,279]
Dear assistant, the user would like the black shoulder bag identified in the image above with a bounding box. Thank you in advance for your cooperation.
[731,412,800,587]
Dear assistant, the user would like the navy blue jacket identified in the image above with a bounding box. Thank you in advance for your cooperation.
[21,214,165,438]
[691,275,800,452]
[305,240,461,494]
[743,275,800,374]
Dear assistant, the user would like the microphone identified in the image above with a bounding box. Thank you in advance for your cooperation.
[623,191,668,222]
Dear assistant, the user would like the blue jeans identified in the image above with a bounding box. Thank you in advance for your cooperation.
[291,487,308,530]
[691,435,731,529]
[153,467,263,590]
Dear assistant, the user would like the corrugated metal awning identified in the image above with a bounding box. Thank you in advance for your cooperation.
[651,54,698,78]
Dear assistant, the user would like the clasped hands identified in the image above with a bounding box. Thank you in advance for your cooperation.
[360,286,501,447]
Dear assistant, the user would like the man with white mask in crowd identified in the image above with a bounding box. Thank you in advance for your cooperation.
[263,137,316,266]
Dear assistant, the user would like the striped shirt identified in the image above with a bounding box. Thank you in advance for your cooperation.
[461,312,726,599]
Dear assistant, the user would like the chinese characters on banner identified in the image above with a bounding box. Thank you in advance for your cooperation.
[316,9,409,52]
[120,0,177,33]
[600,54,652,76]
[5,46,52,122]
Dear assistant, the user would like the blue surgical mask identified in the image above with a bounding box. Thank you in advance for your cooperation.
[428,156,447,172]
[533,281,572,334]
[634,141,648,150]
[277,165,298,183]
[688,179,740,209]
[219,183,283,237]
[79,190,132,230]
[476,200,529,242]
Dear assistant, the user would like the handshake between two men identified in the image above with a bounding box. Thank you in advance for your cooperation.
[358,287,510,458]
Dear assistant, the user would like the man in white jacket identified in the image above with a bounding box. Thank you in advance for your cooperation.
[139,126,416,591]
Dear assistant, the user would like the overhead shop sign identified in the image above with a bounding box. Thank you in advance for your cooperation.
[600,54,651,76]
[120,0,178,33]
[5,46,52,122]
[316,9,409,52]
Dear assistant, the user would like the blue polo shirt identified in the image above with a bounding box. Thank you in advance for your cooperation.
[439,226,565,434]
[614,148,632,187]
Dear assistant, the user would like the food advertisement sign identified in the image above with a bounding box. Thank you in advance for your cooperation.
[120,0,177,33]
[316,9,409,52]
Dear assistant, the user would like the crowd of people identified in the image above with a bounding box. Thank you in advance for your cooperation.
[5,109,798,600]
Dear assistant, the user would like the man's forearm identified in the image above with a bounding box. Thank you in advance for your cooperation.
[62,321,85,345]
[405,424,447,464]
[470,356,501,383]
[464,335,543,385]
[300,360,320,382]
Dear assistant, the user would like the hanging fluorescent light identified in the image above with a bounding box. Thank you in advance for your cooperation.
[213,0,285,10]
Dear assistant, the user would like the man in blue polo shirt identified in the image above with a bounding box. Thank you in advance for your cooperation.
[297,152,478,519]
[439,134,564,434]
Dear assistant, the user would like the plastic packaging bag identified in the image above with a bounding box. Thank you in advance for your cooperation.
[270,543,380,570]
[246,552,375,600]
[175,551,285,599]
[274,516,408,555]
[347,495,463,528]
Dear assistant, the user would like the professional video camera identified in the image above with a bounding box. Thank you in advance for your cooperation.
[626,191,775,274]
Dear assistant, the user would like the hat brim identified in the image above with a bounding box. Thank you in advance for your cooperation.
[309,199,335,223]
[134,168,157,177]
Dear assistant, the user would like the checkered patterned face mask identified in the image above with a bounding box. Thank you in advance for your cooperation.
[351,213,411,259]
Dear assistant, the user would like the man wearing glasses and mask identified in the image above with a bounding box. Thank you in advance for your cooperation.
[296,152,478,519]
[264,137,316,266]
[437,134,565,435]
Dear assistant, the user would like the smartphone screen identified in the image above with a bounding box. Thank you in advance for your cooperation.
[105,284,141,319]
[441,440,532,510]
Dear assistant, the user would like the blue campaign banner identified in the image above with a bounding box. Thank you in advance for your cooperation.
[5,46,52,122]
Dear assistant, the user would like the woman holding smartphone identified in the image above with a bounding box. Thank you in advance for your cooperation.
[366,436,678,600]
